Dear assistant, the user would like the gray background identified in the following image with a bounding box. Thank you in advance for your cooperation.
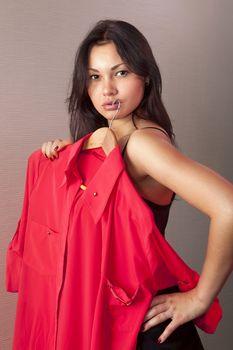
[0,0,232,349]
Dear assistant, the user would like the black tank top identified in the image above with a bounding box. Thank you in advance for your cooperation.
[121,126,175,235]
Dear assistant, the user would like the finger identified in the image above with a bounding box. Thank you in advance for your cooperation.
[141,311,172,332]
[52,138,63,152]
[42,138,71,159]
[51,138,69,159]
[157,318,181,344]
[50,145,59,159]
[45,141,55,159]
[41,142,55,158]
[41,142,48,157]
[143,303,168,322]
[149,294,169,307]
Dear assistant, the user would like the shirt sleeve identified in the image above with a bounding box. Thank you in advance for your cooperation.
[144,227,222,333]
[6,150,42,292]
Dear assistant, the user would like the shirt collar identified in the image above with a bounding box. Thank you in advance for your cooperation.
[59,131,125,223]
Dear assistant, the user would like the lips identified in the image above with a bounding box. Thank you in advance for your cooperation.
[102,100,120,107]
[102,100,120,111]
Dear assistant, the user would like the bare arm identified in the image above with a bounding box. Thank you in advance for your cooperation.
[127,129,233,342]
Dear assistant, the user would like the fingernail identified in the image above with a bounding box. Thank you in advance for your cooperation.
[156,338,161,344]
[141,325,146,332]
[53,146,59,151]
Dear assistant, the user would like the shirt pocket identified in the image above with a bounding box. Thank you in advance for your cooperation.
[106,278,139,306]
[105,277,141,331]
[23,220,60,275]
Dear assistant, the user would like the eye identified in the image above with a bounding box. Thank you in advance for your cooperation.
[116,70,129,77]
[89,74,99,80]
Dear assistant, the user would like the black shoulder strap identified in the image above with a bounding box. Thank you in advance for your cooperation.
[140,126,168,137]
[121,138,130,157]
[121,126,168,157]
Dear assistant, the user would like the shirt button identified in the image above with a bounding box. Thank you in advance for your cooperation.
[93,192,98,196]
[80,184,87,191]
[47,231,51,235]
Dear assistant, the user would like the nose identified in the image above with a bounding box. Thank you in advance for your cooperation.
[102,78,118,97]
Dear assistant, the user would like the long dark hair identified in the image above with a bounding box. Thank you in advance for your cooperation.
[67,19,175,142]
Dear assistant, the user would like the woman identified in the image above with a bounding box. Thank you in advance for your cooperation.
[7,20,233,349]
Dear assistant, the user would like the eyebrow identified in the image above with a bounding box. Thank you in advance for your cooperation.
[88,63,127,72]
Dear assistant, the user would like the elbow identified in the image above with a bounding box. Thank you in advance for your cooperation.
[222,196,233,217]
[208,190,233,220]
[211,196,233,223]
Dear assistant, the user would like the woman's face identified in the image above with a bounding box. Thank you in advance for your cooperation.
[87,41,145,122]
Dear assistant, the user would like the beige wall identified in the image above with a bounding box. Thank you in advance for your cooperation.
[0,1,232,349]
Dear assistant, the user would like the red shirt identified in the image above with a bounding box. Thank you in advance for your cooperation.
[6,132,222,350]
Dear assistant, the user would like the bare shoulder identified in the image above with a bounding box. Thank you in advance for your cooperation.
[122,121,176,204]
[125,121,174,170]
[133,117,172,141]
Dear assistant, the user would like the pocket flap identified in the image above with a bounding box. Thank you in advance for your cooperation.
[106,278,139,306]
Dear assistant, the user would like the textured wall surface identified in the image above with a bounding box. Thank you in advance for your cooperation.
[0,1,232,349]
